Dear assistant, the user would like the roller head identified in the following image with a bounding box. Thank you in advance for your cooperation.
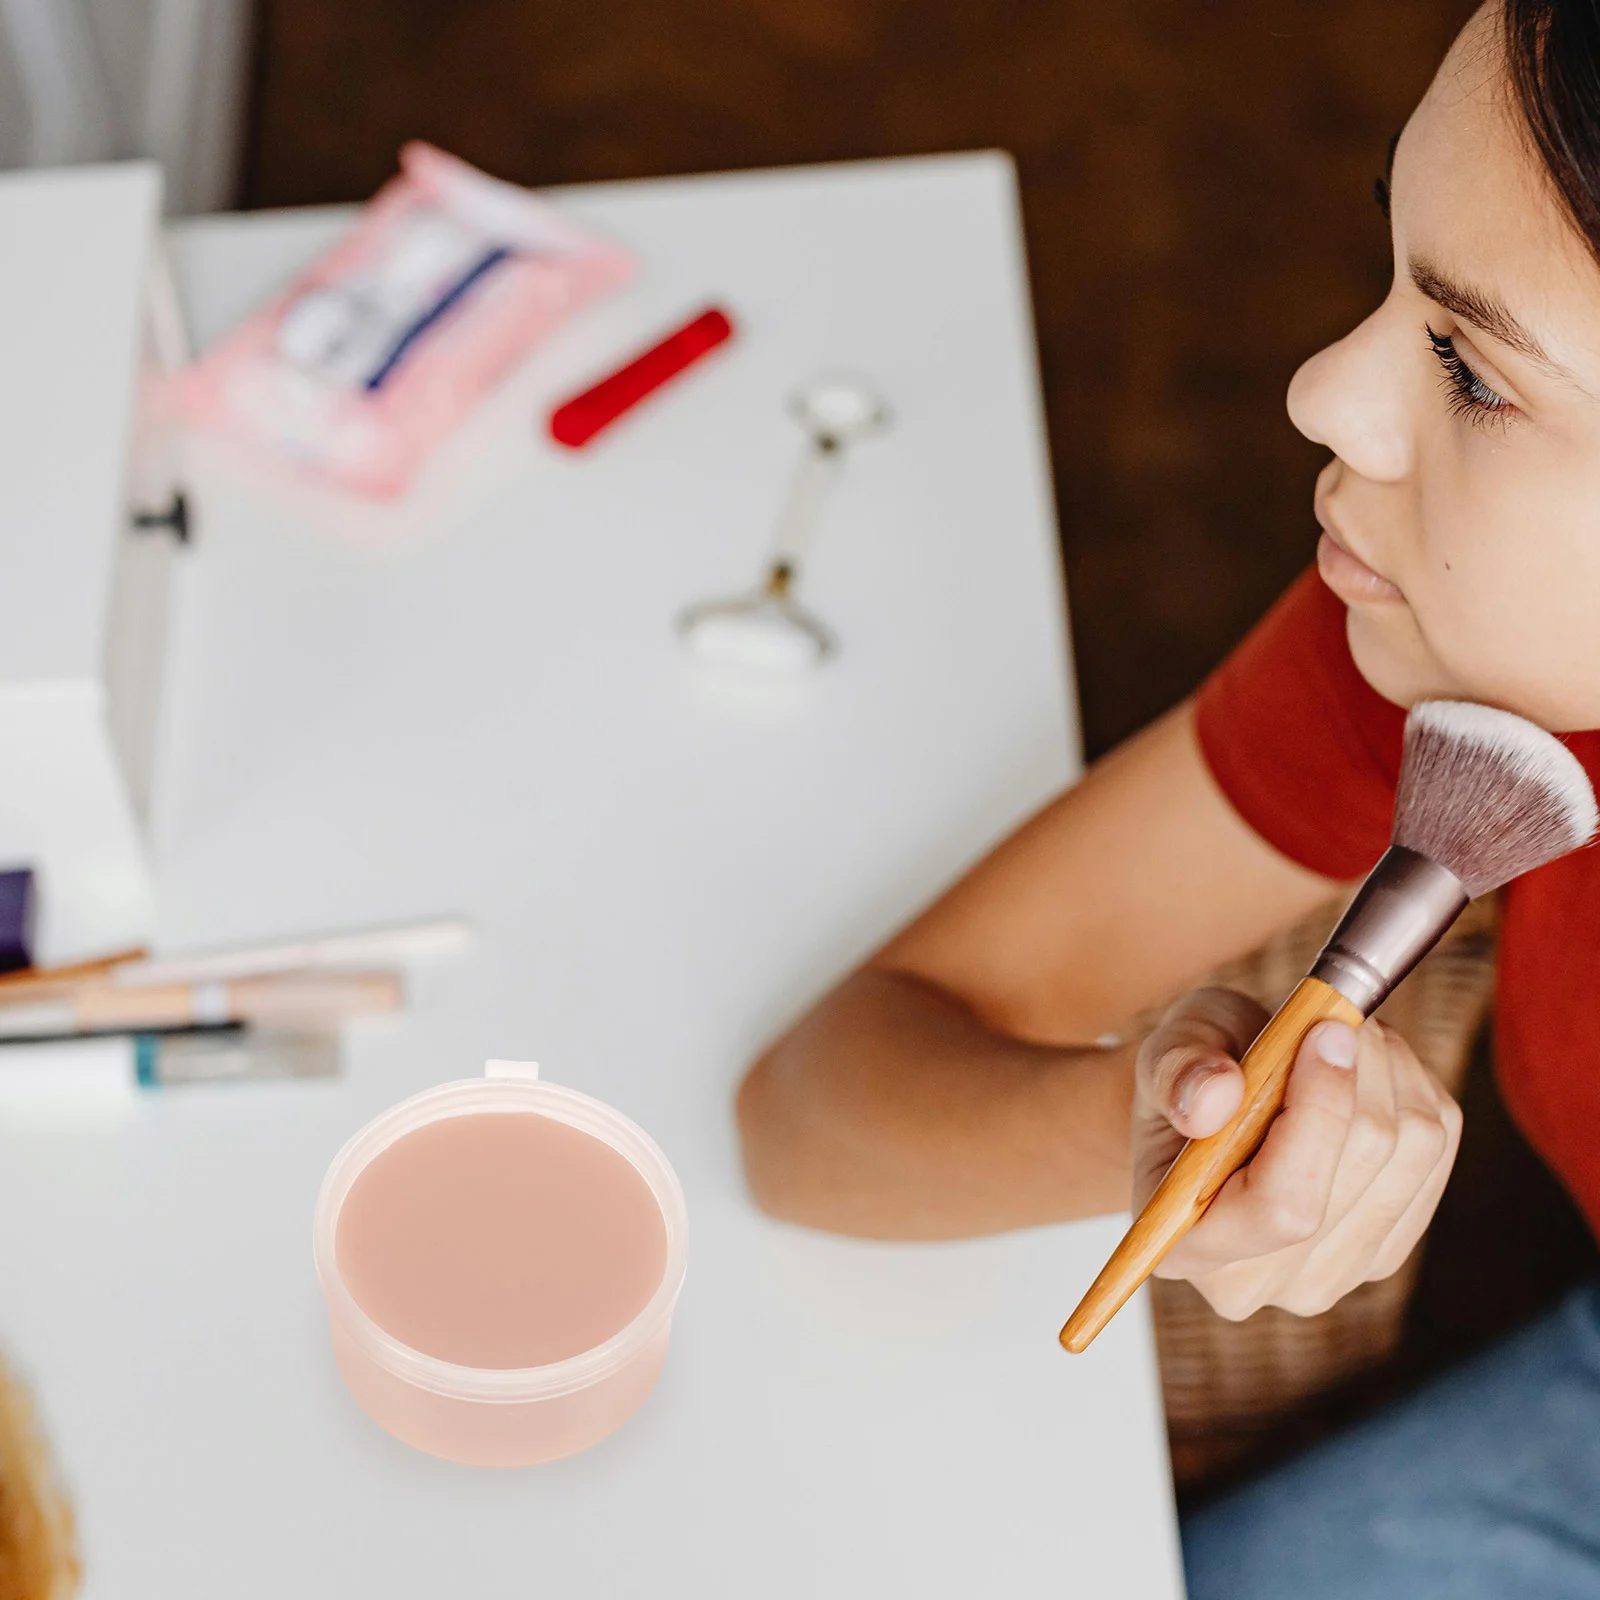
[1393,701,1597,896]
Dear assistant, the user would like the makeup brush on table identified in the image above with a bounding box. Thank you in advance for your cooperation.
[1060,700,1598,1353]
[0,970,403,1039]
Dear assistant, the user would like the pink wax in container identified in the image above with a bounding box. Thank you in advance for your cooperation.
[313,1062,687,1466]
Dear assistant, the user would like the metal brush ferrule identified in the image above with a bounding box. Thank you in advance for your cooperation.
[1308,845,1470,1015]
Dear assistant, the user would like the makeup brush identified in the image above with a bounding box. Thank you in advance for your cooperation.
[1060,700,1598,1354]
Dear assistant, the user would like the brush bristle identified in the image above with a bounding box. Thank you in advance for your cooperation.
[1393,701,1597,896]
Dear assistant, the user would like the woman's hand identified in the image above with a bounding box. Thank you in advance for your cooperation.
[1132,987,1463,1320]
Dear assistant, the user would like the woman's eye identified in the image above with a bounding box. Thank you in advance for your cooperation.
[1427,326,1514,427]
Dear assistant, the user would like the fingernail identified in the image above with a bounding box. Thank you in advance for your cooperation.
[1312,1021,1358,1069]
[1176,1060,1226,1119]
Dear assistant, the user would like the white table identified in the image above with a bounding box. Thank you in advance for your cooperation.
[1,154,1183,1597]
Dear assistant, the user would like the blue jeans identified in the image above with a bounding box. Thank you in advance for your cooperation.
[1182,1281,1600,1599]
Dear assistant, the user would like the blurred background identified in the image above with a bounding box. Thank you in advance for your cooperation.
[4,0,1473,756]
[8,0,1596,1493]
[258,0,1464,759]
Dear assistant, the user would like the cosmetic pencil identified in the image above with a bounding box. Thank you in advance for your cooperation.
[0,948,148,1001]
[110,917,471,989]
[0,970,403,1037]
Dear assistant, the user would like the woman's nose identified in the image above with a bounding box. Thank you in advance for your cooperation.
[1286,304,1413,483]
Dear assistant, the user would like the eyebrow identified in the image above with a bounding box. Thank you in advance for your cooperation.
[1408,256,1556,366]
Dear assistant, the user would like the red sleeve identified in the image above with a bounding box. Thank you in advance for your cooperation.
[1193,567,1404,880]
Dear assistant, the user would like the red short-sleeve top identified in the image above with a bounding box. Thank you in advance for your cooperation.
[1195,567,1600,1236]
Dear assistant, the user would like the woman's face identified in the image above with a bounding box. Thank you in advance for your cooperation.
[1288,5,1600,730]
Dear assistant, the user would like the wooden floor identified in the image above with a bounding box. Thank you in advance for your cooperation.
[244,0,1598,1480]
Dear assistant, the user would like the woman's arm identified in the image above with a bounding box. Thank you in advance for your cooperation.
[736,701,1336,1237]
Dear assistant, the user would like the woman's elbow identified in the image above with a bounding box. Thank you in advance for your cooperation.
[734,1047,817,1225]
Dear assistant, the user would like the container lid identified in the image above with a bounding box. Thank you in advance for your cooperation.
[313,1062,688,1402]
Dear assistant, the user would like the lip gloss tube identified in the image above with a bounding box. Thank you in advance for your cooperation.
[547,306,735,448]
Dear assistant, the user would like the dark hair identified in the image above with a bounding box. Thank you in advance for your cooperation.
[1504,0,1600,258]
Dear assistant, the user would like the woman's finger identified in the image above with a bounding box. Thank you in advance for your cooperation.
[1278,1041,1458,1311]
[1133,987,1266,1140]
[1306,1017,1401,1235]
[1363,1060,1462,1280]
[1167,1018,1359,1270]
[1166,1021,1400,1311]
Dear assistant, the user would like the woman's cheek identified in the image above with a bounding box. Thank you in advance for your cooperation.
[1414,470,1600,728]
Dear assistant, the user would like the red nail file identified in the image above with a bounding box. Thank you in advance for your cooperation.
[547,306,735,448]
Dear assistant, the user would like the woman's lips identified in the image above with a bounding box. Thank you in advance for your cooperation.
[1316,529,1405,605]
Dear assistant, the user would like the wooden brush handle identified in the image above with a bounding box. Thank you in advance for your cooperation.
[1059,976,1363,1353]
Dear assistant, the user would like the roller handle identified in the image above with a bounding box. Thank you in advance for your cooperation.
[1059,976,1364,1353]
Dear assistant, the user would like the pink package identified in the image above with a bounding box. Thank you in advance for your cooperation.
[178,143,633,498]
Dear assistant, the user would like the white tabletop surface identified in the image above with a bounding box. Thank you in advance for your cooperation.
[0,153,1183,1597]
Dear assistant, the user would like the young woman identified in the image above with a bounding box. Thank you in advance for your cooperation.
[736,3,1600,1593]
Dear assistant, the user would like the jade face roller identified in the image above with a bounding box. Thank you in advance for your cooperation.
[677,374,890,672]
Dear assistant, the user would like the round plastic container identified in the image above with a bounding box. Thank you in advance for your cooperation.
[313,1061,687,1467]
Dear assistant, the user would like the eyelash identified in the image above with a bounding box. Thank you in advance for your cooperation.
[1427,326,1515,428]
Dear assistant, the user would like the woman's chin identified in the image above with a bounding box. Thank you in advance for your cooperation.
[1343,608,1456,710]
